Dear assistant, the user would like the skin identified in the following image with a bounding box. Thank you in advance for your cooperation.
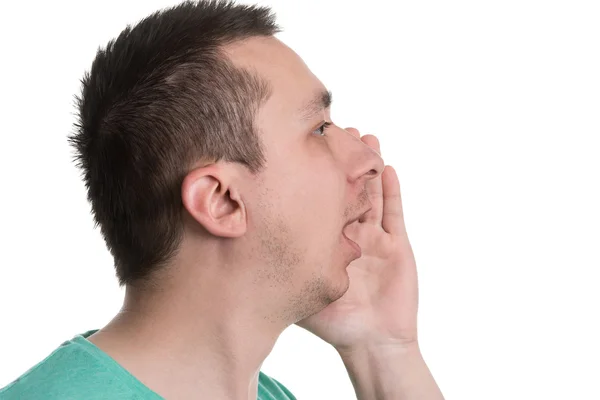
[87,35,385,400]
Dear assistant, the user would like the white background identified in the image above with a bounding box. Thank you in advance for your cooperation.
[1,0,599,399]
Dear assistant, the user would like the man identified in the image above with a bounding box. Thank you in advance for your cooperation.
[0,0,443,399]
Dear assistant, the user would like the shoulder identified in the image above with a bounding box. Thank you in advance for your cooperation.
[258,371,297,400]
[0,337,130,400]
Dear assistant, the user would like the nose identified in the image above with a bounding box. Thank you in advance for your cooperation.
[334,126,385,184]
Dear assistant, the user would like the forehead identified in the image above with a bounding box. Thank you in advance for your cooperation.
[223,36,325,114]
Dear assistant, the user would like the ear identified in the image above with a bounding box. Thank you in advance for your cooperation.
[181,164,247,238]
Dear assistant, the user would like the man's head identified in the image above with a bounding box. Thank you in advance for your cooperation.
[69,0,383,324]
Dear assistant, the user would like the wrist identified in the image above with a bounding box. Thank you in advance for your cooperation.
[338,342,444,400]
[336,340,422,362]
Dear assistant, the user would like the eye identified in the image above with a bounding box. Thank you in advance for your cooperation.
[312,121,332,137]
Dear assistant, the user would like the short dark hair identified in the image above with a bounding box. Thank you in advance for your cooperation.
[68,0,281,288]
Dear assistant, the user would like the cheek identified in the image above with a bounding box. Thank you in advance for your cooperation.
[299,174,344,235]
[268,152,344,235]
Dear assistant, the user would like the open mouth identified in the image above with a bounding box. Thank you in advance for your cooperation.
[342,231,362,258]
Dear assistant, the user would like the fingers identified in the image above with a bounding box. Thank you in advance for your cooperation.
[381,165,406,236]
[358,134,383,225]
[360,134,381,156]
[344,127,361,139]
[345,127,384,225]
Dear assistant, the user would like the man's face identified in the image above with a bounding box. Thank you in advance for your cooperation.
[226,37,384,322]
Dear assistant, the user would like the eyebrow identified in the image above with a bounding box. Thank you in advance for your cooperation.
[298,89,333,121]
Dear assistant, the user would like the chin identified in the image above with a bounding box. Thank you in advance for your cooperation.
[297,264,348,310]
[323,265,351,304]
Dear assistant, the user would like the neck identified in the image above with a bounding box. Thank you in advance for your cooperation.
[87,271,287,400]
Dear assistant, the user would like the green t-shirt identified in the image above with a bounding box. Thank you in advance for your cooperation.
[0,329,296,400]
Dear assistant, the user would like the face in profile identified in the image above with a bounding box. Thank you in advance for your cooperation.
[224,36,384,323]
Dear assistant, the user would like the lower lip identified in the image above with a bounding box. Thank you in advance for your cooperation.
[342,232,362,259]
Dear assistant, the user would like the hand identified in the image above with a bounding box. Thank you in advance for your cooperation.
[295,128,419,352]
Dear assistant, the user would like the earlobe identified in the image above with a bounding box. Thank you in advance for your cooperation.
[181,167,247,238]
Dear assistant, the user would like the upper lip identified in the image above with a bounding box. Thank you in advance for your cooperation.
[344,206,373,228]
